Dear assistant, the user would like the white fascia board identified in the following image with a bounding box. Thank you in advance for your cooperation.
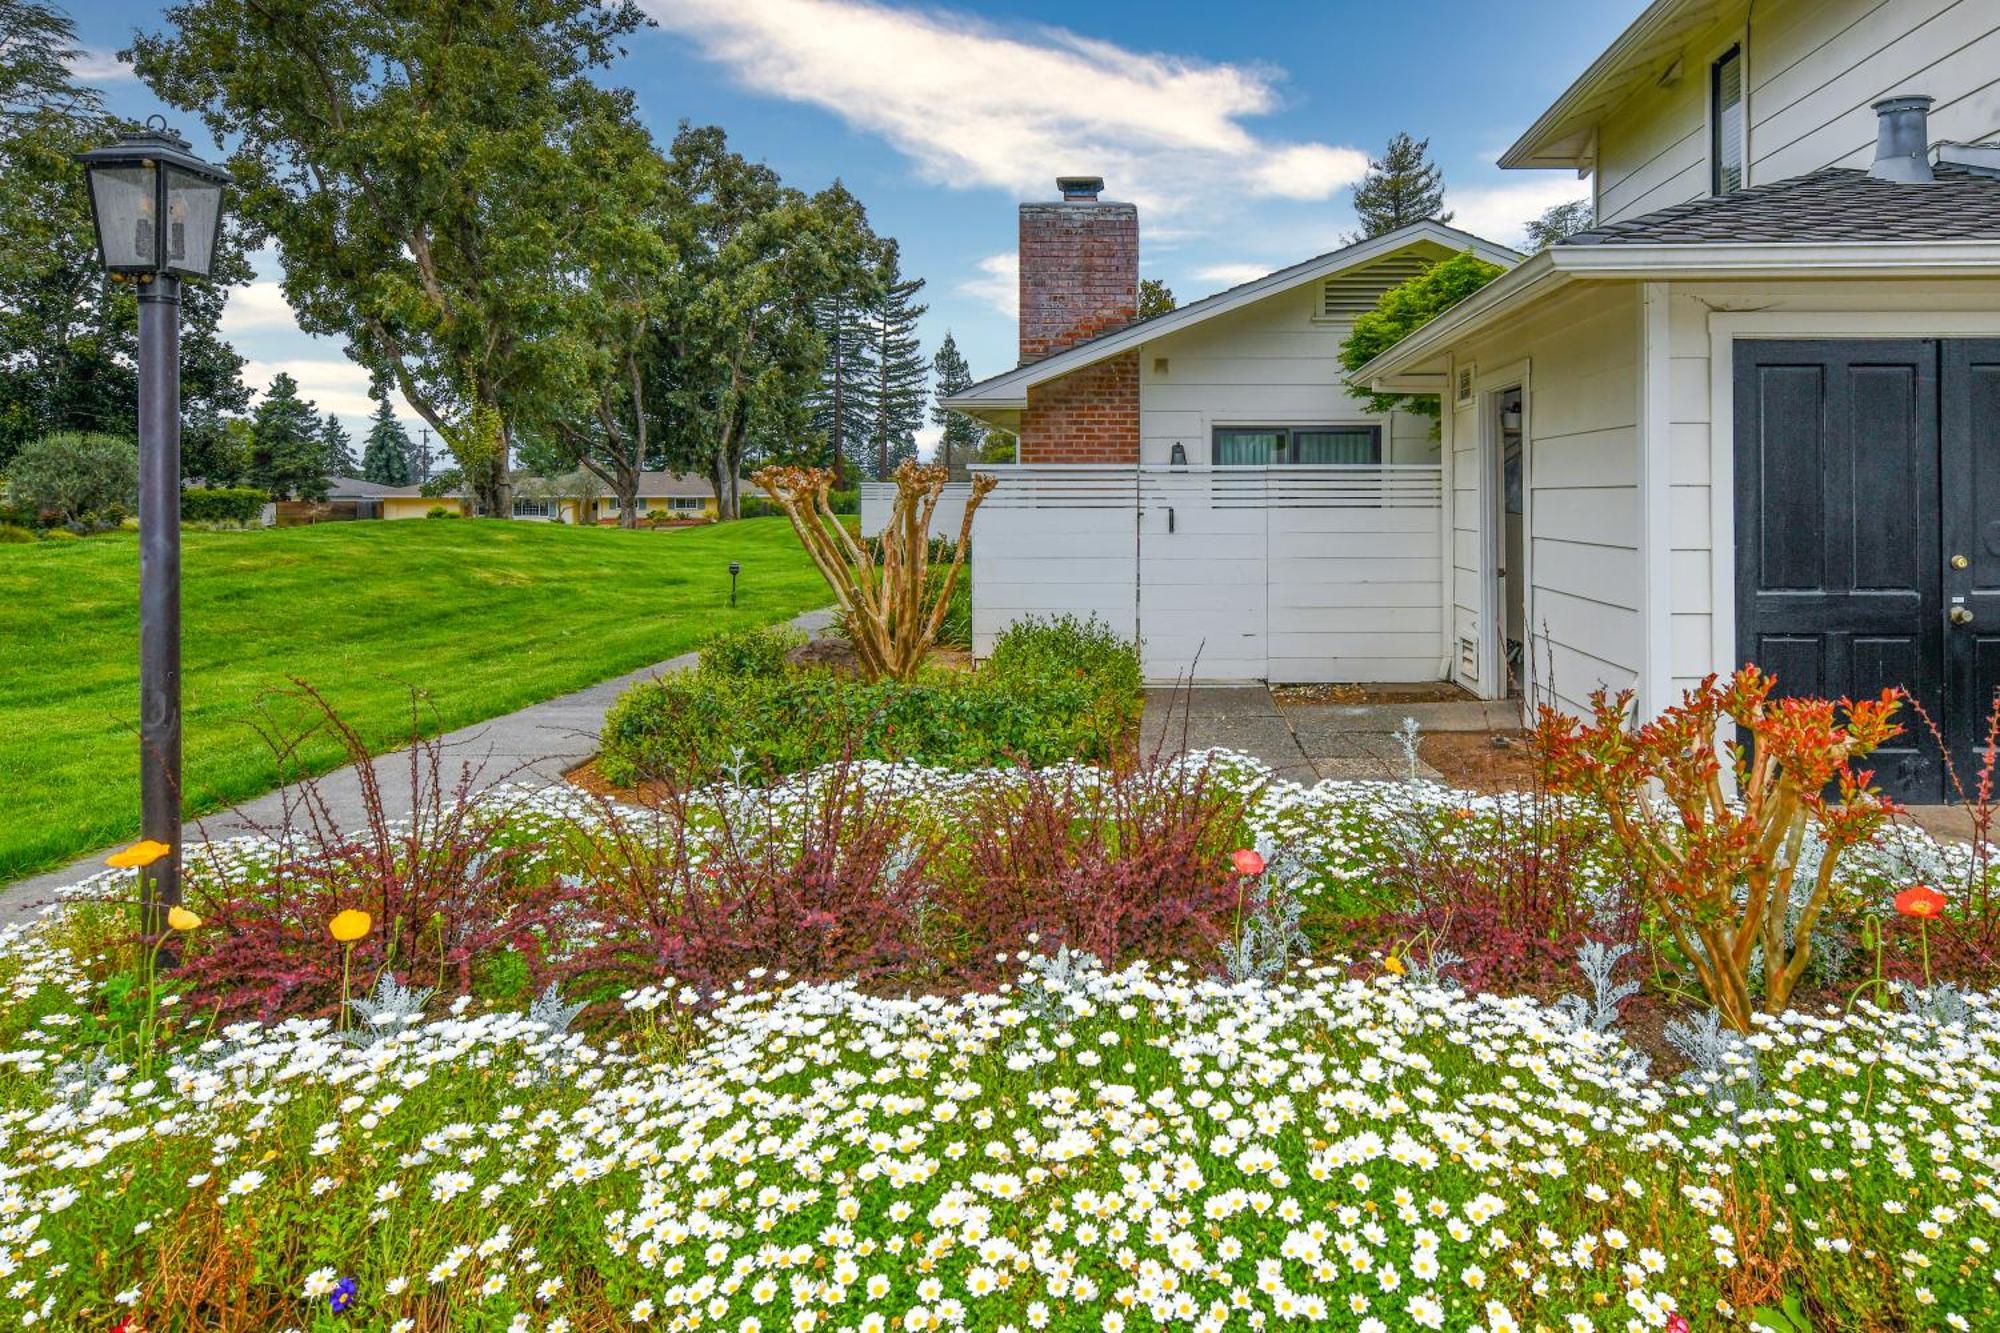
[945,220,1523,408]
[1498,0,1695,169]
[1357,241,2000,382]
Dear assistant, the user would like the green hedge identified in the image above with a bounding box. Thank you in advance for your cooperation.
[180,486,268,523]
[598,616,1141,786]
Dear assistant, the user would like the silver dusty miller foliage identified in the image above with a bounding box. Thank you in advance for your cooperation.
[1665,1008,1762,1111]
[1555,940,1640,1034]
[343,973,436,1044]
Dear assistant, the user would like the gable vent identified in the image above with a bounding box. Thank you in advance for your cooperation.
[1318,254,1434,321]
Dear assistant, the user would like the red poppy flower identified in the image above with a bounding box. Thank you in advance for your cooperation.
[1665,1316,1690,1333]
[1230,848,1265,876]
[1894,884,1947,920]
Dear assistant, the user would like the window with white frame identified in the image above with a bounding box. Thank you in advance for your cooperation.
[512,497,552,518]
[1212,425,1382,466]
[670,496,703,512]
[606,497,649,514]
[1711,45,1744,195]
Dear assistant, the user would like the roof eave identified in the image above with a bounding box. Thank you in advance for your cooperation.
[1359,240,2000,382]
[1497,0,1693,170]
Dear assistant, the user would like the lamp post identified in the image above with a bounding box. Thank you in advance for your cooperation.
[76,118,230,939]
[729,560,742,607]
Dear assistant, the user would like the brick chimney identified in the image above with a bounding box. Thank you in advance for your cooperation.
[1015,177,1142,465]
[1018,176,1139,363]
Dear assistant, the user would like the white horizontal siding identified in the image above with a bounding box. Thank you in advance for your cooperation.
[1593,0,2000,227]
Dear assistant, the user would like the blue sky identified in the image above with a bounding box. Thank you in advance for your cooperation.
[75,0,1634,456]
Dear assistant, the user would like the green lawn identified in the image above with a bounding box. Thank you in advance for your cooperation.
[0,518,826,883]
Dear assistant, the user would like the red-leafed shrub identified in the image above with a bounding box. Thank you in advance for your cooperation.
[569,752,934,1000]
[935,759,1251,985]
[1372,789,1626,997]
[175,687,582,1021]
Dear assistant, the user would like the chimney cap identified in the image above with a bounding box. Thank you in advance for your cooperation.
[1057,175,1105,201]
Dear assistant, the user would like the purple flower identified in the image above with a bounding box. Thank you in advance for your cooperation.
[328,1277,357,1314]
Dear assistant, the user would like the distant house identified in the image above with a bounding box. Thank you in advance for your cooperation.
[372,471,755,522]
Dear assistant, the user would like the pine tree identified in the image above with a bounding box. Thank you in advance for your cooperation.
[867,245,927,481]
[1139,278,1176,319]
[249,373,329,501]
[319,413,357,477]
[1352,132,1451,238]
[808,289,876,486]
[929,332,982,472]
[360,397,413,486]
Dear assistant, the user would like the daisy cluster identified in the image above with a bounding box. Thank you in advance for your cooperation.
[1,947,1994,1331]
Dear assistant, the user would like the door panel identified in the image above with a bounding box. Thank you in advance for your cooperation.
[1943,340,2000,785]
[1734,340,1941,801]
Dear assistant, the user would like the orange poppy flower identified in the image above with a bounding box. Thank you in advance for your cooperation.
[1893,884,1948,920]
[329,909,373,944]
[1230,849,1266,876]
[106,839,171,870]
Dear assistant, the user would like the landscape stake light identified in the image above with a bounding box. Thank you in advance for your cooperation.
[729,560,742,607]
[76,117,230,941]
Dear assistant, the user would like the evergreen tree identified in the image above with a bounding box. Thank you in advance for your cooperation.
[1139,278,1176,319]
[929,332,982,472]
[1352,132,1451,238]
[866,245,927,481]
[361,397,413,486]
[808,289,876,486]
[249,373,329,500]
[319,413,357,476]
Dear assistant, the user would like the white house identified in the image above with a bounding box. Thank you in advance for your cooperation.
[943,182,1518,683]
[1357,0,2000,802]
[949,0,2000,804]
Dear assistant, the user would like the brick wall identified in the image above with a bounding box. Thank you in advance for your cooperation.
[1018,200,1139,364]
[1019,351,1139,463]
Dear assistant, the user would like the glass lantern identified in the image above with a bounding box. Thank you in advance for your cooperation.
[75,118,230,279]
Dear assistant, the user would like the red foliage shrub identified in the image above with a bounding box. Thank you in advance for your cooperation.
[936,758,1250,985]
[1371,785,1629,996]
[570,751,935,999]
[175,686,583,1022]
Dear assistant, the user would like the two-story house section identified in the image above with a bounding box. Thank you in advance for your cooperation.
[1359,0,2000,802]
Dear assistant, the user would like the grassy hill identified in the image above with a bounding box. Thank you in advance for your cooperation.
[0,518,826,882]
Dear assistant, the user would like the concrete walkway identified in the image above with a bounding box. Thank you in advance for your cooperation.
[1141,683,1519,784]
[0,609,835,927]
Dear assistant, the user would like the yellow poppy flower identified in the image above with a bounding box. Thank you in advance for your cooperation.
[166,906,202,931]
[106,839,172,869]
[329,908,373,944]
[1382,954,1406,978]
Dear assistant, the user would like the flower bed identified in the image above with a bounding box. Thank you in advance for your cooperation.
[5,743,2000,1332]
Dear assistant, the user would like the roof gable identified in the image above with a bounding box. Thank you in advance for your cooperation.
[944,220,1520,411]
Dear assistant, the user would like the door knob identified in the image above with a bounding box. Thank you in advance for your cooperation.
[1951,606,1975,626]
[1952,553,1971,570]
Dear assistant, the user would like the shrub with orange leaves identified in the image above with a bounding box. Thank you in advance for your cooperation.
[1536,666,1901,1031]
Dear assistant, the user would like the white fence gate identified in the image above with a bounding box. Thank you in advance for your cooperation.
[970,464,1446,683]
[858,481,972,540]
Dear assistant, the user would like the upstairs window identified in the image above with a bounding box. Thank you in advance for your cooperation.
[1712,45,1744,194]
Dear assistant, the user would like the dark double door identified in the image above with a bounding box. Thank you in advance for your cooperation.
[1736,339,2000,802]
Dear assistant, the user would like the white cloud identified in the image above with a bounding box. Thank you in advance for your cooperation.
[68,48,133,84]
[1444,176,1592,248]
[960,252,1017,319]
[219,281,304,336]
[1191,262,1273,290]
[642,0,1368,215]
[241,357,380,420]
[913,421,943,461]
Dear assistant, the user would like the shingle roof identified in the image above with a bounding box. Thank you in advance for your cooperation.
[1559,163,2000,246]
